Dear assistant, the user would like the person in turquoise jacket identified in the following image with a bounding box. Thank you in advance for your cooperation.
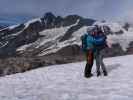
[83,26,107,78]
[86,33,106,50]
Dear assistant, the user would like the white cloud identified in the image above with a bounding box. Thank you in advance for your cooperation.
[0,0,133,22]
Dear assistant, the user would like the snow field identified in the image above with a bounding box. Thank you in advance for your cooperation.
[0,55,133,100]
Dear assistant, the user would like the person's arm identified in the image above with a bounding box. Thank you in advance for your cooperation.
[106,39,112,48]
[92,36,106,45]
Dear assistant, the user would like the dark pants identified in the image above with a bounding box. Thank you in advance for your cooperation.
[84,50,94,77]
[95,49,107,76]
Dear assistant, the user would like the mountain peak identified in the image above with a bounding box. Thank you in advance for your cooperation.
[42,12,56,20]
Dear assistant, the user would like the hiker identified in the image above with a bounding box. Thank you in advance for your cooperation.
[93,25,109,76]
[81,26,107,78]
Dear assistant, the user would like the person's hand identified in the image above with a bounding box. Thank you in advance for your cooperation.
[107,42,112,48]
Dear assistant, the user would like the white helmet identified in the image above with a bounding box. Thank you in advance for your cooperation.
[86,26,95,33]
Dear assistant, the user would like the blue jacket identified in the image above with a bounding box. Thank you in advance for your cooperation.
[85,33,106,51]
[93,33,106,45]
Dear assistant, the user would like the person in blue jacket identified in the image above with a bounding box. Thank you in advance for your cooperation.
[83,25,107,78]
[93,26,108,76]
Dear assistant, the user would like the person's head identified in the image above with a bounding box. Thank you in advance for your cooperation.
[86,26,94,34]
[86,26,97,36]
[90,25,100,36]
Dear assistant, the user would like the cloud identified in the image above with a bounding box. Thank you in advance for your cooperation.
[0,0,133,22]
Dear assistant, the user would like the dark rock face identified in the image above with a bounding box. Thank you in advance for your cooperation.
[56,44,81,56]
[0,23,40,57]
[0,57,46,76]
[59,18,94,42]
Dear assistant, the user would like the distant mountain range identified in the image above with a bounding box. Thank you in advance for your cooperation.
[0,15,35,28]
[0,12,133,76]
[0,12,95,57]
[0,12,133,57]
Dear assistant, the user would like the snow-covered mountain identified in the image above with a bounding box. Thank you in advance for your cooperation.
[0,54,133,100]
[0,12,95,57]
[0,12,133,76]
[0,13,133,58]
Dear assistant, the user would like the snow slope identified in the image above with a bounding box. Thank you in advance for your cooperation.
[0,55,133,100]
[18,20,133,56]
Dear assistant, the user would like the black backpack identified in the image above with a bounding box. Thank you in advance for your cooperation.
[81,34,88,52]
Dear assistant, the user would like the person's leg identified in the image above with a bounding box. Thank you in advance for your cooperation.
[99,50,108,76]
[95,50,101,76]
[84,50,94,78]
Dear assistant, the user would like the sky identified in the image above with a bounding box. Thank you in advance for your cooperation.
[0,0,133,24]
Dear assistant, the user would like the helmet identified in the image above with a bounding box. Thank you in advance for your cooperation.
[94,25,101,32]
[86,26,95,33]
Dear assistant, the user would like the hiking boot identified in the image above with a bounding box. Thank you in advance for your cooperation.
[84,73,93,78]
[103,71,108,76]
[97,71,101,77]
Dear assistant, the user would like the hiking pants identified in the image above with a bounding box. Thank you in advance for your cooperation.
[84,50,94,77]
[95,49,107,75]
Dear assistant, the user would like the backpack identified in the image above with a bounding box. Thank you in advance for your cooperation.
[81,34,88,52]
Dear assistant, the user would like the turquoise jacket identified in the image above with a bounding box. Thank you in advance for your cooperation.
[85,33,106,51]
